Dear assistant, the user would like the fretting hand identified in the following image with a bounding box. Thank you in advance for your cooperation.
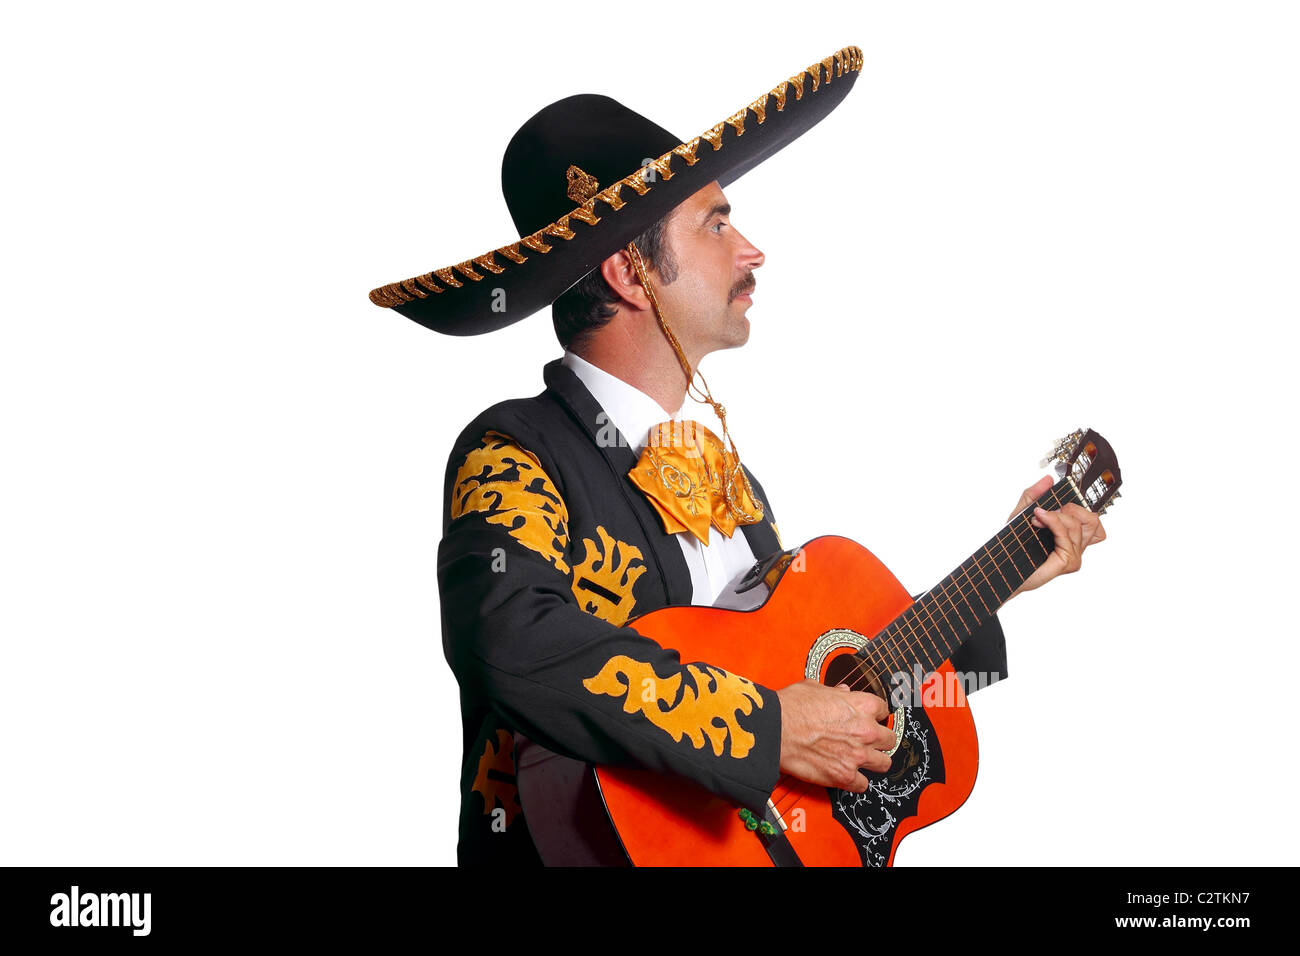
[1007,475,1107,597]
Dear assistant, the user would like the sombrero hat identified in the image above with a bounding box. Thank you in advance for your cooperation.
[369,44,864,336]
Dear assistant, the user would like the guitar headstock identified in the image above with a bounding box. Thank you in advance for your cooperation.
[1039,428,1123,515]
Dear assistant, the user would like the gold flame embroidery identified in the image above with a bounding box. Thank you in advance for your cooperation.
[569,526,647,626]
[451,433,648,622]
[583,656,764,758]
[450,430,570,574]
[470,728,521,828]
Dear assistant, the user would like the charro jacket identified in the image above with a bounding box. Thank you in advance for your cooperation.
[437,357,1008,865]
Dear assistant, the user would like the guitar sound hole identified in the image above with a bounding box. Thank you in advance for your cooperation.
[823,652,886,699]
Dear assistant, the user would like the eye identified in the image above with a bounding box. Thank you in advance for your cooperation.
[711,220,728,234]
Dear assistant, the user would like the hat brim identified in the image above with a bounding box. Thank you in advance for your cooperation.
[370,45,863,336]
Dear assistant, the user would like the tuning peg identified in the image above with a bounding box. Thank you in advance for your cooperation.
[1039,428,1086,469]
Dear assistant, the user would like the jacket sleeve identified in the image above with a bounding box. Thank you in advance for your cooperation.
[948,614,1008,690]
[438,430,782,812]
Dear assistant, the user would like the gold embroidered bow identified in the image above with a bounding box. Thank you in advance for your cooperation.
[628,420,764,545]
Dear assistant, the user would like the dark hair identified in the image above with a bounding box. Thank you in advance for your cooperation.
[551,212,679,352]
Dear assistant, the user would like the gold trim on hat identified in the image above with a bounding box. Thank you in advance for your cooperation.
[369,45,863,310]
[566,165,601,204]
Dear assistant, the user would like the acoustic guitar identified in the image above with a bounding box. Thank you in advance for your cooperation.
[516,428,1121,866]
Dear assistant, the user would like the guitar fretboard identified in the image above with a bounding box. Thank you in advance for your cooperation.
[853,478,1083,697]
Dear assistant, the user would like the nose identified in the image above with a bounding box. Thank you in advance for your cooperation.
[735,227,765,273]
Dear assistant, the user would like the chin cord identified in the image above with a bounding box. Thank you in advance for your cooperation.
[625,240,762,525]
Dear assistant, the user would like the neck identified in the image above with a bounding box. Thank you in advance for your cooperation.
[574,322,698,416]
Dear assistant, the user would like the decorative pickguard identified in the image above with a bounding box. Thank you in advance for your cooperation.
[829,702,946,868]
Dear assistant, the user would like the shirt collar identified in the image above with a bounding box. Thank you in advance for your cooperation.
[561,350,684,454]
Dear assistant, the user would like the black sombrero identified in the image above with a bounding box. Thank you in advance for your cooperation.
[369,44,864,336]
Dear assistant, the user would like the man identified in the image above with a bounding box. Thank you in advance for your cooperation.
[369,46,1104,865]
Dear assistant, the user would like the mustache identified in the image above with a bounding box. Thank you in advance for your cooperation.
[730,276,756,301]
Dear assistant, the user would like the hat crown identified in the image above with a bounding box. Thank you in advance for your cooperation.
[502,94,681,238]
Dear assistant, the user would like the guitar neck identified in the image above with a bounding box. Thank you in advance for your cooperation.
[854,477,1084,693]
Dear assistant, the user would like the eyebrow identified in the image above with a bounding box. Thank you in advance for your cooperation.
[700,202,731,225]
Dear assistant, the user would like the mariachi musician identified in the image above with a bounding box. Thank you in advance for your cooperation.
[368,45,1105,866]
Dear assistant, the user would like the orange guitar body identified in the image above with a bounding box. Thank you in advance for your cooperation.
[593,535,980,866]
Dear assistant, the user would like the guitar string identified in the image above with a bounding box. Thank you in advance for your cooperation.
[765,484,1080,822]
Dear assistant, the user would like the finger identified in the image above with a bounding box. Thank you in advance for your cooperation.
[1031,500,1077,528]
[1031,507,1071,564]
[1060,506,1085,554]
[1059,504,1108,550]
[863,749,894,775]
[1059,511,1084,566]
[1035,507,1084,571]
[846,769,871,793]
[871,722,898,751]
[1011,477,1051,518]
[858,749,892,774]
[1080,514,1103,549]
[1009,476,1053,522]
[853,692,890,721]
[835,760,872,792]
[1067,506,1106,548]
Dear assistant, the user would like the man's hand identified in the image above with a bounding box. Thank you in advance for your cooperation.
[1007,475,1107,597]
[775,680,894,793]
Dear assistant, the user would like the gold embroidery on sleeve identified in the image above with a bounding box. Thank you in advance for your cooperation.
[450,430,571,574]
[569,525,647,626]
[470,728,521,828]
[582,656,764,758]
[451,433,650,619]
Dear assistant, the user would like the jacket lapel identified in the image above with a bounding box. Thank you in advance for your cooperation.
[542,358,696,609]
[737,465,783,561]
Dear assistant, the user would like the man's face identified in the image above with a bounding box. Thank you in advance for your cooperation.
[651,181,764,364]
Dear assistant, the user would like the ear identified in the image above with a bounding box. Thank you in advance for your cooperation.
[600,249,651,312]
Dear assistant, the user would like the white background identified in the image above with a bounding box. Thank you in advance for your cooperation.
[3,1,1295,866]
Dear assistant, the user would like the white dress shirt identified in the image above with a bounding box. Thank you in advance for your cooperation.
[561,350,758,607]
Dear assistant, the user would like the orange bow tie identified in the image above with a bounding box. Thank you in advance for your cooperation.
[628,420,764,545]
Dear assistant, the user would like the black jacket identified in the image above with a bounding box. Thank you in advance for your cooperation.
[437,357,1007,865]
